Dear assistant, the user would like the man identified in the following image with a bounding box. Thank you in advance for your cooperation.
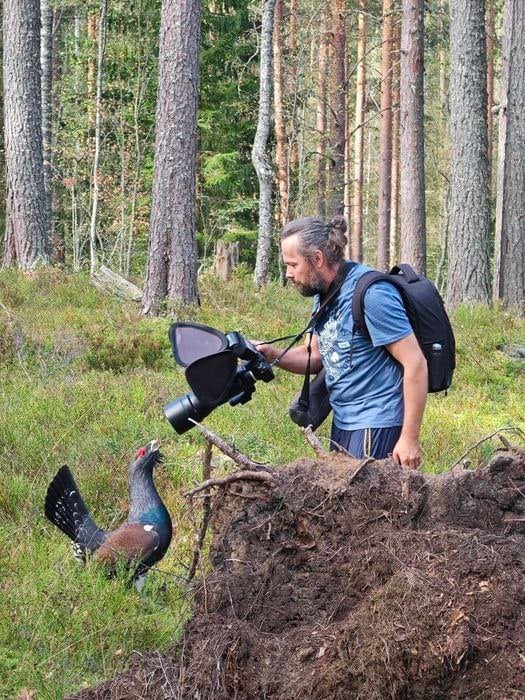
[258,216,427,468]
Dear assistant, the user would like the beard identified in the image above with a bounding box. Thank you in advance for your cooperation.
[292,268,326,297]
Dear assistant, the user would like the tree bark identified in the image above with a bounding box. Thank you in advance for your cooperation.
[377,0,394,271]
[399,0,426,274]
[315,8,329,219]
[327,0,346,217]
[288,0,299,186]
[446,0,491,309]
[351,0,366,262]
[143,0,201,314]
[389,18,401,267]
[3,0,50,269]
[40,0,53,246]
[493,0,525,313]
[273,0,289,229]
[253,0,276,288]
[89,0,107,275]
[486,0,494,198]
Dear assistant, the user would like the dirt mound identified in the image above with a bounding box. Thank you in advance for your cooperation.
[71,446,525,699]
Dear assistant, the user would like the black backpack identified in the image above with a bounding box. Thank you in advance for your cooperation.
[352,264,456,393]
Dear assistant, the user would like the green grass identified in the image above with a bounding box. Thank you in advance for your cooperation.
[0,268,523,697]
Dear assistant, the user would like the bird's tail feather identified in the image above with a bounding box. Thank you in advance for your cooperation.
[45,465,106,555]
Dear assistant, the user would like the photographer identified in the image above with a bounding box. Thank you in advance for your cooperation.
[257,215,428,468]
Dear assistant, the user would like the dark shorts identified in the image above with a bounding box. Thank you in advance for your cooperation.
[330,423,402,459]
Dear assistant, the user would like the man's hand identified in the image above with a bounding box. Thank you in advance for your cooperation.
[392,435,422,469]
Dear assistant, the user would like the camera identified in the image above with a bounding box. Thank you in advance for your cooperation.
[164,323,274,434]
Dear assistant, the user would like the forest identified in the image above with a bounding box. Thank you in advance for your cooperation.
[0,0,524,697]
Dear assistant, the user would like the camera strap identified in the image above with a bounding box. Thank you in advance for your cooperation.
[259,260,356,370]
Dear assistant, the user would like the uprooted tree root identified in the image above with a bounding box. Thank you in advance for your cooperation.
[70,432,525,700]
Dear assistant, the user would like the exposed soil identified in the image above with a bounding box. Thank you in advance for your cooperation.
[70,446,525,699]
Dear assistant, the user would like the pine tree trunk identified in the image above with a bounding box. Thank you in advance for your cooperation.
[253,0,276,288]
[486,0,494,198]
[327,0,346,216]
[351,0,366,262]
[41,0,53,242]
[389,18,401,267]
[273,0,289,229]
[446,0,491,309]
[3,0,50,269]
[288,0,299,184]
[89,0,107,275]
[399,0,426,274]
[315,9,329,219]
[377,0,394,271]
[439,0,447,116]
[493,0,525,313]
[143,0,201,314]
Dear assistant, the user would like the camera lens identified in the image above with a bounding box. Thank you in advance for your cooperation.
[164,393,214,435]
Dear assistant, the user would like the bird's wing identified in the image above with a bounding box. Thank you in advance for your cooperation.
[93,523,160,567]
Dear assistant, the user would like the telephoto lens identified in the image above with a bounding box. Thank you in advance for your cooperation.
[164,393,214,435]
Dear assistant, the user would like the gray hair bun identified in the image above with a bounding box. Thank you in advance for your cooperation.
[328,215,348,252]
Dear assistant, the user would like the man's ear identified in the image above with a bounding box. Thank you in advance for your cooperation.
[312,249,324,269]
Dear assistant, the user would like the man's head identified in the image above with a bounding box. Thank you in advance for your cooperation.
[280,215,348,296]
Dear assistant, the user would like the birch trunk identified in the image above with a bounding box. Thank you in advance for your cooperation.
[486,0,494,198]
[253,0,276,288]
[389,19,401,267]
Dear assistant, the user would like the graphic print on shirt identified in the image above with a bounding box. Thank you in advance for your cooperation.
[318,312,352,382]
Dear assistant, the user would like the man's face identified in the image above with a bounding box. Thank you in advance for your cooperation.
[281,234,324,297]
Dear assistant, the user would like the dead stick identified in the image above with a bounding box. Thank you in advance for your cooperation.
[302,426,328,457]
[348,457,374,483]
[188,419,271,471]
[187,443,213,582]
[450,426,523,469]
[186,470,276,498]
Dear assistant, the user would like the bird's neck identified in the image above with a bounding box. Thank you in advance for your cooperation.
[128,468,166,523]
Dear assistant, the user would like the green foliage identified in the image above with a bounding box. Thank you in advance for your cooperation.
[0,271,523,697]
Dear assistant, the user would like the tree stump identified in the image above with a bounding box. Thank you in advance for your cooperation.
[213,240,240,281]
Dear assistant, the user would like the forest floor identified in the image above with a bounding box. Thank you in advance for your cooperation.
[0,268,523,698]
[71,444,525,699]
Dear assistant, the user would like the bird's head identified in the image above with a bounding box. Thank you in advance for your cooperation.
[129,440,164,477]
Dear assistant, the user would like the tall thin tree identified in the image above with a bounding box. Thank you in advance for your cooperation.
[253,0,276,288]
[493,0,525,312]
[351,0,366,261]
[142,0,201,314]
[273,0,289,229]
[399,0,426,273]
[486,0,495,197]
[3,0,50,269]
[377,0,394,271]
[389,17,401,267]
[446,0,491,308]
[327,0,346,216]
[315,9,329,219]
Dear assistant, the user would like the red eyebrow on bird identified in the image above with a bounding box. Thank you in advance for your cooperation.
[136,447,147,458]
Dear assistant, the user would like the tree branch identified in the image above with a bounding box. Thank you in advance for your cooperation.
[186,470,276,498]
[188,419,272,471]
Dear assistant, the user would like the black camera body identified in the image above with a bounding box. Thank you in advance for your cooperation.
[164,324,274,435]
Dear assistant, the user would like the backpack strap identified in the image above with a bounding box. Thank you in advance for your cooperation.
[351,270,391,338]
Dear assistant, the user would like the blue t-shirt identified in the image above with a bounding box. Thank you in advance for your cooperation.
[313,263,412,430]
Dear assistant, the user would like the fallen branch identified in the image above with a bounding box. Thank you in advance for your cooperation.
[348,457,374,484]
[302,426,328,457]
[450,426,524,469]
[187,443,213,582]
[186,470,276,498]
[188,419,272,471]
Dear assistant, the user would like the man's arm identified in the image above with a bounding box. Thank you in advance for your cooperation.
[385,333,428,469]
[256,334,323,375]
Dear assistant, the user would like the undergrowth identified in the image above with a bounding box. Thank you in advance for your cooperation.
[0,268,523,698]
